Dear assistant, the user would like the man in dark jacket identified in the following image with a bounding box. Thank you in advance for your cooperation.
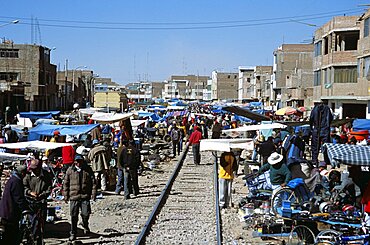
[310,102,333,166]
[63,155,97,241]
[119,141,141,199]
[23,159,52,226]
[258,136,276,164]
[0,165,27,244]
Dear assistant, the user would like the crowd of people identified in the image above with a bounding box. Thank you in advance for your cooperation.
[0,101,370,243]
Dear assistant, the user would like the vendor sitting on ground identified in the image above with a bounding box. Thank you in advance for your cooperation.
[329,169,358,206]
[258,152,292,191]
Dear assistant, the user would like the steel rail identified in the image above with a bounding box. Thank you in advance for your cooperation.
[135,144,189,245]
[213,151,222,245]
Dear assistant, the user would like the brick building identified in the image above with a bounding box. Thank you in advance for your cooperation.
[272,44,314,108]
[0,42,57,111]
[56,69,95,110]
[211,71,238,101]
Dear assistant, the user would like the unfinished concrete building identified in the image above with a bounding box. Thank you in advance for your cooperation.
[238,66,254,102]
[313,15,364,118]
[272,44,314,109]
[252,66,273,106]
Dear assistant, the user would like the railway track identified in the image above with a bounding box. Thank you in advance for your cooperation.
[136,147,221,244]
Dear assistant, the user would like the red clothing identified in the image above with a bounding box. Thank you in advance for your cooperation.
[62,145,75,165]
[189,130,202,145]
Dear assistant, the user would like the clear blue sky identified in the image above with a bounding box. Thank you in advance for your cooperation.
[1,0,369,84]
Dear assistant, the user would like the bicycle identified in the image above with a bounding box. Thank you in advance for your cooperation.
[315,229,370,244]
[19,196,46,245]
[48,164,64,201]
[288,224,317,245]
[270,178,312,217]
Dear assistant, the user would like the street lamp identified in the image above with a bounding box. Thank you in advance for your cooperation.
[72,66,87,92]
[87,73,98,107]
[0,19,19,28]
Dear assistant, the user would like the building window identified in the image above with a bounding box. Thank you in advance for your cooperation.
[323,68,331,84]
[0,72,18,81]
[364,56,370,79]
[314,41,322,56]
[334,66,357,83]
[0,49,19,58]
[365,17,369,37]
[314,70,321,86]
[324,36,329,55]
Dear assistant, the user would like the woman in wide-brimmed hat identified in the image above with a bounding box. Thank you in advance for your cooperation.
[258,152,292,191]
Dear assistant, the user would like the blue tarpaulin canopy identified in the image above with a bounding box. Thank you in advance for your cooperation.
[19,111,60,120]
[353,119,370,132]
[28,124,99,141]
[137,112,162,122]
[148,105,166,109]
[248,102,262,109]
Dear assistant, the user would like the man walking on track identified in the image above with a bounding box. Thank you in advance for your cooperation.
[188,125,202,165]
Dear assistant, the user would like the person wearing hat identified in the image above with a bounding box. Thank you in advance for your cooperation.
[0,165,27,244]
[88,139,109,191]
[3,124,18,143]
[63,154,96,241]
[23,159,52,238]
[50,130,61,143]
[23,159,52,200]
[258,152,292,191]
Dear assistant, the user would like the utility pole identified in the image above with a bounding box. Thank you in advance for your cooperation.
[64,59,68,111]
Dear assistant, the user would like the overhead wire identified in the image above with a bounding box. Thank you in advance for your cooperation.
[0,9,364,30]
[0,8,362,26]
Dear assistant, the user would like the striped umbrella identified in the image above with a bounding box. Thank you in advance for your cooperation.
[275,106,296,116]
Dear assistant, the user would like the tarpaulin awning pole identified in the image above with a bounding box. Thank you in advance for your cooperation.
[223,106,271,122]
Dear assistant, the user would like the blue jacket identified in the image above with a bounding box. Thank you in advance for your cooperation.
[310,104,333,134]
[0,172,27,223]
